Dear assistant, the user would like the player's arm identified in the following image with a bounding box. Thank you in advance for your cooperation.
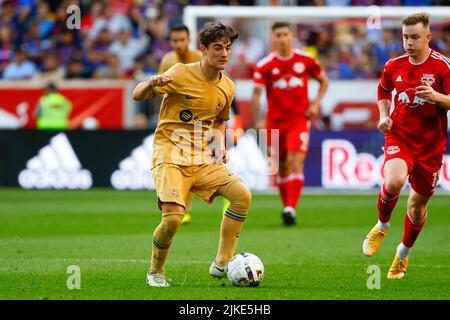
[416,83,450,110]
[251,86,264,129]
[306,72,329,118]
[212,117,229,163]
[131,74,173,101]
[377,62,394,132]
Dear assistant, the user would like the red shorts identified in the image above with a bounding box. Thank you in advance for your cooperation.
[267,119,310,159]
[383,138,443,197]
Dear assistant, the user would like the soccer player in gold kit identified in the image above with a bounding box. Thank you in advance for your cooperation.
[132,22,252,287]
[158,24,202,225]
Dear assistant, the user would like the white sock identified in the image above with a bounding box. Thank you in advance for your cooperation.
[284,206,296,215]
[377,220,391,231]
[396,243,411,259]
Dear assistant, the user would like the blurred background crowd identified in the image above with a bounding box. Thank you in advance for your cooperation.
[1,0,449,83]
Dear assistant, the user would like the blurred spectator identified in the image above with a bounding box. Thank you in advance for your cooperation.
[36,53,65,82]
[36,0,55,40]
[86,27,112,68]
[2,48,37,80]
[88,2,132,41]
[372,29,403,72]
[93,53,127,79]
[55,28,82,66]
[0,25,15,77]
[65,54,95,79]
[21,20,52,65]
[109,28,149,72]
[35,82,72,130]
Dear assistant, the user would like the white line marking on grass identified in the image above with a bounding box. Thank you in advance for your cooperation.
[1,258,449,269]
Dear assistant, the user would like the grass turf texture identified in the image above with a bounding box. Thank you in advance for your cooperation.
[0,189,449,300]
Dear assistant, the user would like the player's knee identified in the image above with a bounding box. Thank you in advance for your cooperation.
[384,177,405,193]
[227,182,252,214]
[407,202,427,223]
[160,214,183,236]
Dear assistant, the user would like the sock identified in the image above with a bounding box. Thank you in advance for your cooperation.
[377,183,400,223]
[150,234,171,274]
[217,208,247,265]
[396,242,411,259]
[401,212,426,248]
[286,173,304,209]
[150,213,183,273]
[277,177,289,207]
[377,220,391,231]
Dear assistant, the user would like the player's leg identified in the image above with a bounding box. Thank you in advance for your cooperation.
[388,159,439,279]
[148,164,190,287]
[211,180,252,278]
[387,189,429,279]
[269,125,289,213]
[282,151,306,225]
[280,127,309,226]
[147,203,184,287]
[363,158,409,257]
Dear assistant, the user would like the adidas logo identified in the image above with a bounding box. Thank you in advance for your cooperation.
[396,75,403,82]
[111,134,155,190]
[18,133,92,189]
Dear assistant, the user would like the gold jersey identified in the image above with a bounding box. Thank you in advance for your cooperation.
[158,50,202,74]
[152,62,235,168]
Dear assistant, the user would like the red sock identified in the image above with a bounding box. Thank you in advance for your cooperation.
[402,213,425,248]
[277,178,289,207]
[286,173,304,209]
[377,184,400,223]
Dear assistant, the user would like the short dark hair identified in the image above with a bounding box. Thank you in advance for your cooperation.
[402,13,430,28]
[272,22,291,31]
[198,22,238,47]
[170,24,190,35]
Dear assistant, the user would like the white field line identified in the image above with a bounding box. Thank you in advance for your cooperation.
[0,257,448,269]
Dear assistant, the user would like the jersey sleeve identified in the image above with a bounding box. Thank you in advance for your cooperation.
[377,61,395,101]
[253,63,266,88]
[154,63,184,95]
[308,57,324,78]
[442,61,450,95]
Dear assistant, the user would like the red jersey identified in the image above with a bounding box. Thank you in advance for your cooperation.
[253,49,324,123]
[378,50,450,160]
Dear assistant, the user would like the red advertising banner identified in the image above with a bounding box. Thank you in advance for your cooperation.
[0,87,124,129]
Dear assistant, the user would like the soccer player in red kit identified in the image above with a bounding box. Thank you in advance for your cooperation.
[363,13,450,279]
[251,22,329,226]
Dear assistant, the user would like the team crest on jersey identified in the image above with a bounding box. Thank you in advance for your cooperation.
[420,73,435,86]
[216,98,224,113]
[293,62,305,74]
[398,88,427,108]
[386,146,400,155]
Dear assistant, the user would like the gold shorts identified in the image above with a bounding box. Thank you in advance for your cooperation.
[152,162,241,209]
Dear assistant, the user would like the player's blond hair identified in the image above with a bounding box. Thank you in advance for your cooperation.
[402,13,430,28]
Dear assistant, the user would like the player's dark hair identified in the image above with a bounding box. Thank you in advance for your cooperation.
[199,22,238,47]
[402,13,430,28]
[170,24,190,35]
[272,22,291,31]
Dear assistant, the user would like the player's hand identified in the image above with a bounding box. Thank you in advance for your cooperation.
[378,116,393,133]
[148,74,173,87]
[305,101,320,119]
[214,147,229,164]
[416,82,437,102]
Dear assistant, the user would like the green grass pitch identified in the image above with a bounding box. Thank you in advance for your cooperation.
[0,189,449,300]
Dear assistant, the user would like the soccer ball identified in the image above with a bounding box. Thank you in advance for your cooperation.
[227,253,264,287]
